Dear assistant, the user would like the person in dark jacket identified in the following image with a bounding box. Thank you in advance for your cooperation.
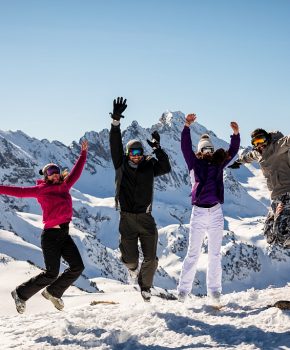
[177,113,240,306]
[229,128,290,247]
[109,97,171,302]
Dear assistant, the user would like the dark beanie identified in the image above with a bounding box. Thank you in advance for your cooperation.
[251,128,269,140]
[125,139,144,155]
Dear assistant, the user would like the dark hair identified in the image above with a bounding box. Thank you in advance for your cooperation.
[44,175,65,185]
[196,148,229,165]
[43,170,69,184]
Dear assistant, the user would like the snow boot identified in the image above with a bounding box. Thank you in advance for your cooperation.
[141,288,151,302]
[11,289,26,314]
[178,290,188,303]
[42,288,64,311]
[128,267,139,285]
[208,291,222,308]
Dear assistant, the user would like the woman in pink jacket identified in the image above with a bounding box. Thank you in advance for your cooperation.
[0,140,88,314]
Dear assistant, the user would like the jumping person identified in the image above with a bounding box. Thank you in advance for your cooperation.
[229,128,290,248]
[177,114,240,306]
[0,140,88,313]
[109,97,171,302]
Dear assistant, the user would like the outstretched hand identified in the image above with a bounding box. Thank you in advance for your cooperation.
[185,113,197,126]
[110,97,127,121]
[228,160,241,169]
[230,121,239,135]
[81,140,89,152]
[147,131,161,150]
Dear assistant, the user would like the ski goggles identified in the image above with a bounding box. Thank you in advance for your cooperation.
[201,146,214,154]
[128,148,143,156]
[251,136,268,147]
[45,165,61,176]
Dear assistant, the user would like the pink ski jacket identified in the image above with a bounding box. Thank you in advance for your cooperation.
[0,149,87,229]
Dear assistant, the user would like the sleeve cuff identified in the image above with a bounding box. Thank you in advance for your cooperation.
[112,120,120,126]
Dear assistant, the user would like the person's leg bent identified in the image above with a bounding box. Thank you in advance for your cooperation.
[263,202,276,244]
[48,229,84,298]
[138,213,158,290]
[119,212,139,271]
[273,195,290,247]
[16,229,61,300]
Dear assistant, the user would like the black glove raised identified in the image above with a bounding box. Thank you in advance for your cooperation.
[147,131,161,150]
[228,160,241,169]
[110,97,127,121]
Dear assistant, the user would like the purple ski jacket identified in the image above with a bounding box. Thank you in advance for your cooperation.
[181,126,240,205]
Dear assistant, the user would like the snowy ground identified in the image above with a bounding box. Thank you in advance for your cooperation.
[1,262,290,350]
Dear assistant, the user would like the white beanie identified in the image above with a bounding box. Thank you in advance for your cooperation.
[197,134,214,153]
[39,163,59,176]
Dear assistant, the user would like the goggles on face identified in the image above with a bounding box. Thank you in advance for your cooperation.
[201,146,214,154]
[45,165,61,176]
[251,136,268,147]
[128,148,143,156]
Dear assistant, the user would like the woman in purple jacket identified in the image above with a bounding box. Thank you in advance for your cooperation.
[177,113,240,306]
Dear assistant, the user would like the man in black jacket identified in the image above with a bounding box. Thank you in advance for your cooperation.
[109,97,171,302]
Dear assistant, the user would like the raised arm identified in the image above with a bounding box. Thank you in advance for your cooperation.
[275,134,290,155]
[0,184,39,198]
[146,131,171,176]
[240,150,260,163]
[223,122,241,167]
[110,123,124,169]
[109,97,127,169]
[152,148,171,176]
[181,114,198,170]
[65,140,88,189]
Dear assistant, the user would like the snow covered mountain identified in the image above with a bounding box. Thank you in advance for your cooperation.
[0,111,289,296]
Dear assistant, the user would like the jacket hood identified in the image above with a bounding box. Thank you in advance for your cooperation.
[269,131,284,143]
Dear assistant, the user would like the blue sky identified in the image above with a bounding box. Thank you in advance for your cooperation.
[0,0,289,146]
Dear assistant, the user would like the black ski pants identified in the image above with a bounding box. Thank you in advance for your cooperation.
[119,212,158,290]
[16,223,84,300]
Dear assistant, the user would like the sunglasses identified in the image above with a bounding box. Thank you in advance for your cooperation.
[46,165,61,176]
[251,137,268,147]
[201,147,214,154]
[129,148,143,156]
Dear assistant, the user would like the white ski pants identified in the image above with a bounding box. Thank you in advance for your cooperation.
[177,203,224,295]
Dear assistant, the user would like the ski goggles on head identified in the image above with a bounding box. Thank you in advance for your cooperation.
[128,148,143,156]
[251,136,268,147]
[45,165,61,176]
[201,146,214,154]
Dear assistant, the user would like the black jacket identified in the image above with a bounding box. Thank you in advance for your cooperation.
[110,124,171,213]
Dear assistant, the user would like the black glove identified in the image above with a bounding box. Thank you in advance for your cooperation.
[228,160,241,169]
[147,131,160,149]
[110,97,127,121]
